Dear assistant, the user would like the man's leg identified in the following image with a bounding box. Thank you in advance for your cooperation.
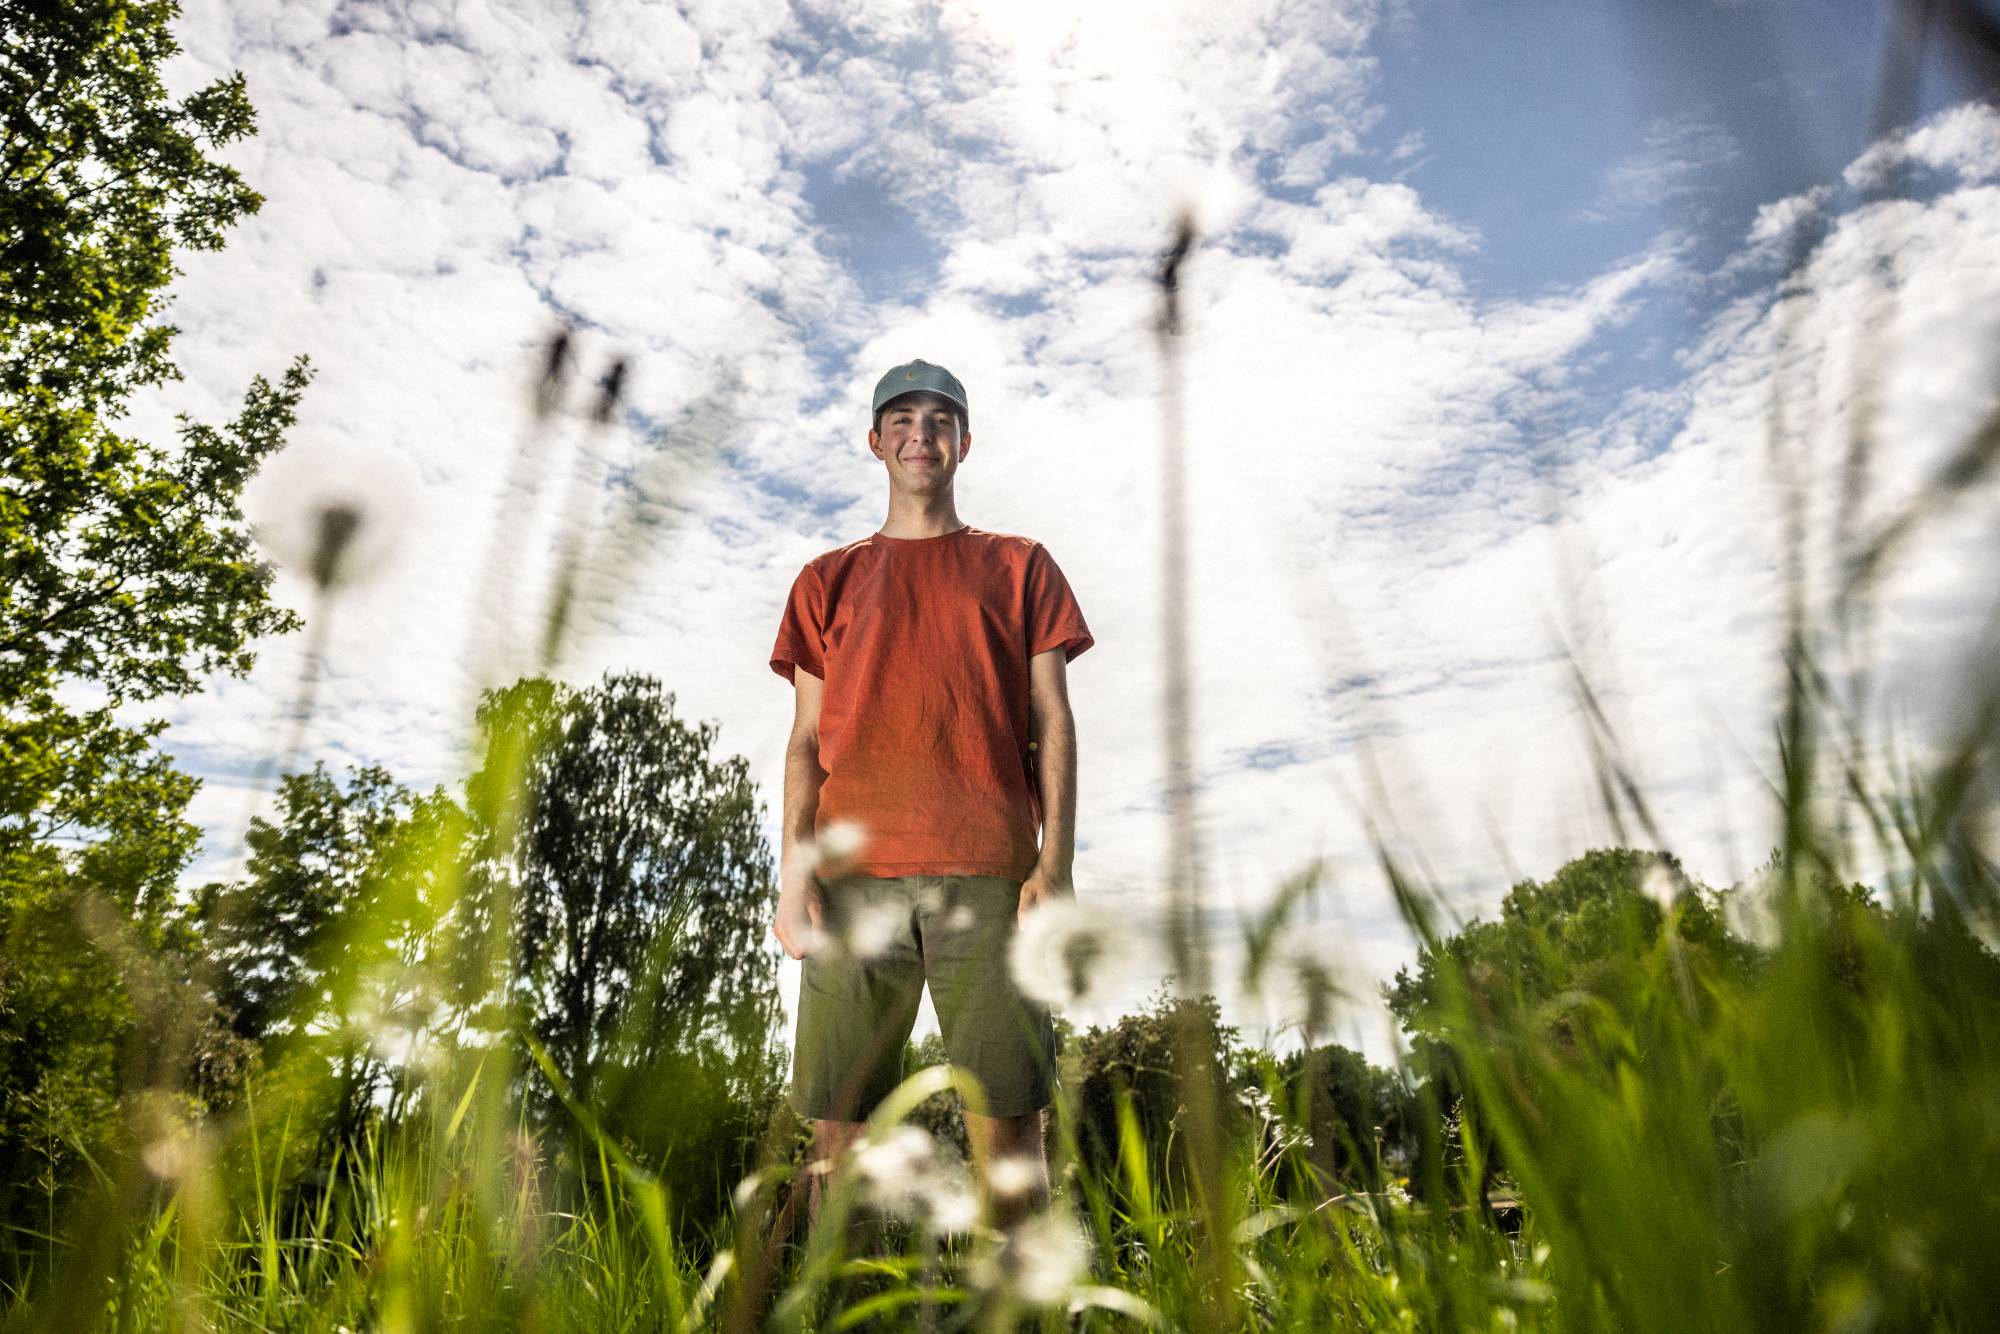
[788,877,927,1238]
[921,876,1060,1228]
[963,1107,1050,1229]
[808,1118,868,1225]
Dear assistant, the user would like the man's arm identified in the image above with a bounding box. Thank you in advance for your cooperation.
[775,670,827,959]
[1020,647,1077,920]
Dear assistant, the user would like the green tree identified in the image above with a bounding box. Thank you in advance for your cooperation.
[470,672,782,1098]
[1069,988,1254,1197]
[463,671,784,1229]
[197,763,468,1149]
[2,0,310,833]
[1385,848,1752,1206]
[204,764,410,1048]
[1385,847,1734,1036]
[0,0,307,1271]
[1,743,196,1212]
[1272,1041,1411,1193]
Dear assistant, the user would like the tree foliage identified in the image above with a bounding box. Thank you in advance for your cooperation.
[1066,989,1255,1192]
[2,0,309,846]
[197,762,474,1162]
[467,671,784,1110]
[0,0,307,1256]
[1273,1041,1412,1193]
[203,764,411,1048]
[1385,847,1740,1036]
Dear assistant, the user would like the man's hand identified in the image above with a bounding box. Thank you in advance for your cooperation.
[777,670,827,960]
[1023,648,1078,926]
[774,846,826,960]
[1018,866,1073,923]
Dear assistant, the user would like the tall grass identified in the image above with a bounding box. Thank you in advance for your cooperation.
[12,283,1996,1333]
[11,15,2000,1326]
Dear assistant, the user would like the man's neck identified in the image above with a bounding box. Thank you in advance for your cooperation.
[878,492,965,539]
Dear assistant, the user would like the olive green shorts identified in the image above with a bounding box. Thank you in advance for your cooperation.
[788,874,1056,1122]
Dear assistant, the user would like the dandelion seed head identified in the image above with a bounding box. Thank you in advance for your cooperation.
[851,1125,979,1231]
[591,357,631,425]
[853,1124,934,1190]
[310,505,363,588]
[1247,924,1352,1038]
[842,899,906,960]
[975,1209,1090,1304]
[533,328,573,419]
[1724,869,1786,949]
[1009,898,1144,1020]
[142,1133,196,1182]
[248,438,419,592]
[917,1174,981,1233]
[987,1154,1042,1200]
[812,819,867,877]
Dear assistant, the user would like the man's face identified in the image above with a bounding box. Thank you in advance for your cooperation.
[868,392,971,496]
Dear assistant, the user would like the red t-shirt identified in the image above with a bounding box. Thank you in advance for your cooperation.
[770,526,1093,880]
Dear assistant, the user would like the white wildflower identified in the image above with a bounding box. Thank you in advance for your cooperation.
[1009,897,1145,1022]
[814,819,867,875]
[916,1173,981,1233]
[851,1124,979,1232]
[247,437,419,591]
[975,1209,1091,1304]
[987,1153,1043,1201]
[853,1124,933,1190]
[841,898,907,960]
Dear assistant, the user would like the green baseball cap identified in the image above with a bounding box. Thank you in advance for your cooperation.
[872,359,969,422]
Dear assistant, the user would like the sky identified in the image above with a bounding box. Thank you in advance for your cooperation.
[129,0,2000,1061]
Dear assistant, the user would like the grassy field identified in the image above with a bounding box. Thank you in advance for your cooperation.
[12,273,2000,1333]
[8,570,1998,1331]
[11,159,2000,1334]
[9,4,2000,1329]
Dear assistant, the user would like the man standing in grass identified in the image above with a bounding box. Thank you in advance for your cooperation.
[769,358,1093,1228]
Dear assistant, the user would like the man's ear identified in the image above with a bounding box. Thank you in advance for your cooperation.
[867,428,885,461]
[958,427,973,462]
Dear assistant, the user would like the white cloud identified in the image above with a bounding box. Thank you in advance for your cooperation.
[1584,112,1742,221]
[128,2,2000,1063]
[1747,183,1832,247]
[1845,99,2000,192]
